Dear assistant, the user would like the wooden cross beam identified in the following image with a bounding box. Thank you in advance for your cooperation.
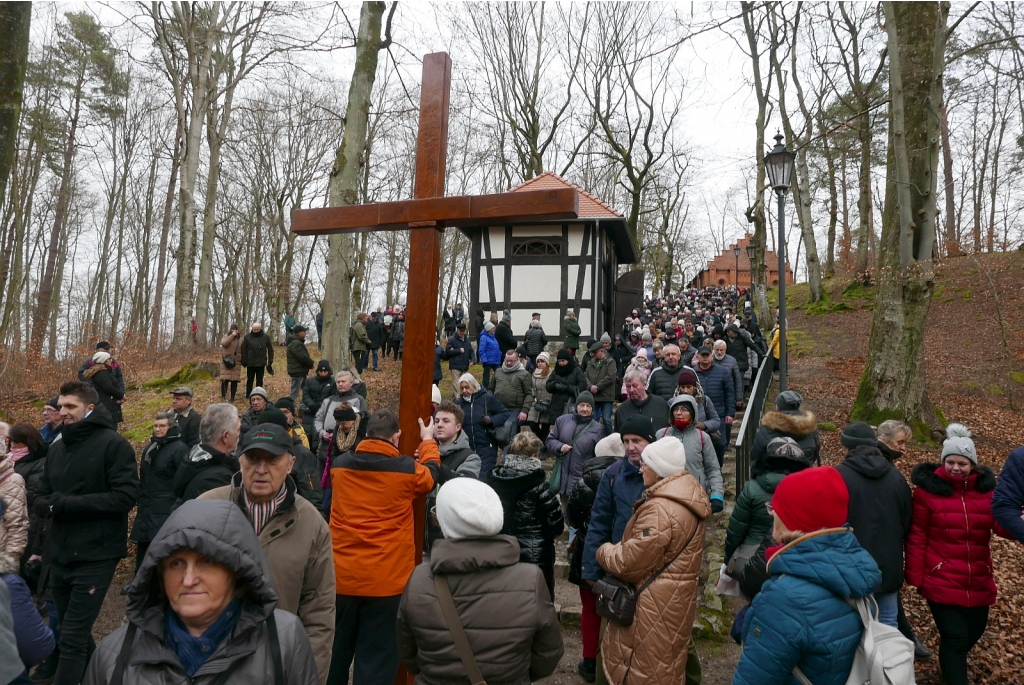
[291,55,579,681]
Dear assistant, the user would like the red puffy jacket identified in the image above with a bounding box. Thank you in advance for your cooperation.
[905,462,1010,607]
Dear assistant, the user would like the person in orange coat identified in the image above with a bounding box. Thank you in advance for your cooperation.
[326,409,440,685]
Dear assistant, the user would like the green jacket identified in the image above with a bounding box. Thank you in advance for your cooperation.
[350,321,370,352]
[563,317,581,350]
[489,363,535,414]
[724,471,785,563]
[584,356,617,402]
[286,335,315,377]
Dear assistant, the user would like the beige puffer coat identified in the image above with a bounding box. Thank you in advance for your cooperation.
[219,331,243,381]
[0,455,28,557]
[596,471,711,685]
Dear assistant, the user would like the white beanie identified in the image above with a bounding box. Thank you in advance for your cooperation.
[92,351,112,365]
[436,479,505,540]
[431,384,442,405]
[595,433,625,458]
[641,436,689,478]
[941,423,977,464]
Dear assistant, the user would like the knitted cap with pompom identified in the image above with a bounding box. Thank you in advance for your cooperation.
[940,423,977,464]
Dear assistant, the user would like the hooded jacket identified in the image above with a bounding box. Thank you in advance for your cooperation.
[84,364,125,424]
[836,445,912,594]
[563,316,582,350]
[724,322,763,372]
[495,320,517,355]
[597,472,711,685]
[36,405,138,565]
[0,456,28,557]
[286,335,315,377]
[992,446,1024,543]
[653,396,723,500]
[490,362,534,415]
[131,427,190,545]
[487,456,564,571]
[13,446,48,558]
[751,409,821,467]
[566,455,618,586]
[301,363,336,432]
[733,529,882,685]
[905,463,1010,607]
[199,476,335,684]
[724,471,784,563]
[349,320,370,352]
[172,444,238,508]
[545,361,587,420]
[523,323,548,356]
[83,500,318,685]
[477,330,502,366]
[396,537,563,684]
[545,413,605,500]
[241,328,274,367]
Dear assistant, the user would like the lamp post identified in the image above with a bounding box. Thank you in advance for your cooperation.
[733,246,741,288]
[764,132,795,392]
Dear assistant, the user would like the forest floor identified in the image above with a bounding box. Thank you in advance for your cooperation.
[2,250,1022,683]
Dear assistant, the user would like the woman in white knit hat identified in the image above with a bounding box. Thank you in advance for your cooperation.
[396,478,563,683]
[596,436,711,685]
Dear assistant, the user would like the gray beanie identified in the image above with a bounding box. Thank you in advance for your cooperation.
[641,330,652,343]
[600,332,612,344]
[775,390,803,412]
[576,390,596,408]
[484,321,495,332]
[941,423,977,464]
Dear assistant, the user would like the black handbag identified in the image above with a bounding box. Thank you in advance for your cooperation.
[222,355,236,368]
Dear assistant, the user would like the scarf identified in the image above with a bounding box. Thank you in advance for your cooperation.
[554,359,577,377]
[242,483,288,535]
[9,446,29,462]
[164,598,242,677]
[333,414,362,454]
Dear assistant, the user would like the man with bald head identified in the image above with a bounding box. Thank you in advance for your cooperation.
[645,343,687,402]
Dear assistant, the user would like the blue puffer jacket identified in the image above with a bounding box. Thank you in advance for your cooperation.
[456,388,509,476]
[992,446,1024,543]
[581,457,645,582]
[733,529,881,685]
[694,361,735,422]
[477,331,502,366]
[1,553,55,668]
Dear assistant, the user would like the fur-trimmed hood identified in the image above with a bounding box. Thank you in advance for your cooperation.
[911,461,997,495]
[760,409,818,437]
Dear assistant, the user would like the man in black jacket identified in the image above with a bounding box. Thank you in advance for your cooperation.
[37,381,138,685]
[173,403,241,507]
[365,312,385,372]
[169,385,201,448]
[241,322,274,398]
[287,325,315,400]
[615,370,671,433]
[495,314,517,356]
[645,344,687,401]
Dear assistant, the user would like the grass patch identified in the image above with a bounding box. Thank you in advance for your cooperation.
[840,280,874,301]
[934,405,947,427]
[818,422,838,432]
[1009,371,1024,384]
[785,329,815,358]
[850,375,938,445]
[804,295,855,316]
[960,288,973,301]
[987,383,1005,396]
[142,362,215,389]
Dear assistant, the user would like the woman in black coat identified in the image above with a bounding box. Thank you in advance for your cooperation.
[10,423,50,565]
[546,349,587,420]
[487,432,564,600]
[83,353,124,424]
[301,360,335,437]
[130,412,190,572]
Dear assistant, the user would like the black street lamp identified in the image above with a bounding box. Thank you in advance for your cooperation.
[764,132,795,392]
[733,246,741,287]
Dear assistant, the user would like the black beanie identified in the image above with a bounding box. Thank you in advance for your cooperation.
[556,349,573,362]
[618,415,656,443]
[841,421,877,449]
[45,397,60,411]
[274,397,296,414]
[334,405,358,423]
[257,407,290,430]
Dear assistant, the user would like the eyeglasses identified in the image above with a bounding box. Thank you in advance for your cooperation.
[765,502,775,516]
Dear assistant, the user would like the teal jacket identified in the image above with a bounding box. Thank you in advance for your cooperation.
[725,472,784,563]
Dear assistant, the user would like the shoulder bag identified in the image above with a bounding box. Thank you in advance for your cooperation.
[548,421,591,493]
[482,394,512,448]
[434,574,487,685]
[223,336,240,369]
[593,524,698,627]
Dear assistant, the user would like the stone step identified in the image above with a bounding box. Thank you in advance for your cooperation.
[559,604,582,626]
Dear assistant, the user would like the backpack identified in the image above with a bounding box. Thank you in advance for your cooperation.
[793,595,915,685]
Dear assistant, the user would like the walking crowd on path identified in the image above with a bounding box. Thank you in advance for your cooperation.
[0,286,1022,685]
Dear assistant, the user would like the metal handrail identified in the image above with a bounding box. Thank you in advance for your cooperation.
[734,353,776,494]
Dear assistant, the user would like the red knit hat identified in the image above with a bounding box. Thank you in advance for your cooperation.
[771,466,849,533]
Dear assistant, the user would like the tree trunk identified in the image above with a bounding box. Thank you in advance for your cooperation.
[854,112,871,275]
[0,2,30,208]
[853,1,947,437]
[823,131,838,278]
[322,1,388,366]
[939,98,958,256]
[151,119,182,346]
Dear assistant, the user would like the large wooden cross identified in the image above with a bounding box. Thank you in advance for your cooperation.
[290,53,577,675]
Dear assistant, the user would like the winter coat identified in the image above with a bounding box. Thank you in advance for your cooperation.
[173,408,201,449]
[584,357,617,403]
[836,445,912,594]
[301,363,335,435]
[313,392,368,436]
[490,364,534,415]
[523,325,548,357]
[199,475,335,683]
[751,409,821,468]
[992,446,1024,543]
[241,329,274,368]
[445,334,474,372]
[390,319,405,342]
[396,536,563,684]
[545,363,587,420]
[527,372,554,424]
[597,471,711,685]
[563,317,581,350]
[545,414,605,499]
[0,457,28,558]
[488,456,564,572]
[711,351,743,403]
[36,405,138,566]
[83,500,318,685]
[425,432,481,550]
[433,344,445,384]
[286,335,315,377]
[654,422,723,499]
[0,552,54,668]
[456,389,509,469]
[13,447,48,559]
[477,330,502,366]
[614,394,671,435]
[733,529,882,685]
[905,462,1010,607]
[79,357,126,394]
[84,364,125,424]
[364,319,385,349]
[725,472,783,564]
[582,457,646,583]
[693,361,735,424]
[173,444,239,508]
[219,332,243,382]
[645,361,687,402]
[130,428,190,545]
[495,321,517,355]
[566,455,618,586]
[724,323,763,372]
[349,321,370,352]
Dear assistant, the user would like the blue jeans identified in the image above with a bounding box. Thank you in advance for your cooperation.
[875,591,899,628]
[370,348,379,370]
[595,402,613,435]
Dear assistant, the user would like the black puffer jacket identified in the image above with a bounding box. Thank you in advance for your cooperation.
[301,362,335,435]
[566,455,618,586]
[241,329,274,367]
[131,427,190,544]
[172,444,239,508]
[495,321,517,355]
[84,366,124,424]
[13,447,49,559]
[646,361,687,401]
[545,362,587,420]
[724,322,763,372]
[487,456,564,572]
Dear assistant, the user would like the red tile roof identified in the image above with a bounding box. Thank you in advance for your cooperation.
[510,171,623,219]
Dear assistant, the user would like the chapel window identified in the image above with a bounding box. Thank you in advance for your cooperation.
[511,239,562,257]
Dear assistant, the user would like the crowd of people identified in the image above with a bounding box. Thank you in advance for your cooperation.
[0,285,1022,685]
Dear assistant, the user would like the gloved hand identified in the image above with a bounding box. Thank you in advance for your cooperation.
[35,493,61,517]
[481,415,493,426]
[266,364,275,376]
[711,495,724,514]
